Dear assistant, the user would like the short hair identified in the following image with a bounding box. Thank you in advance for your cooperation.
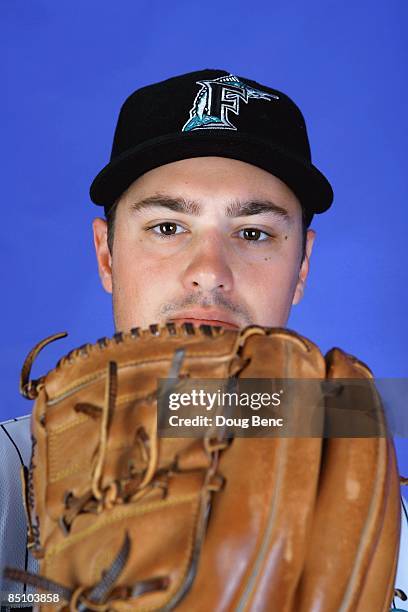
[105,200,310,260]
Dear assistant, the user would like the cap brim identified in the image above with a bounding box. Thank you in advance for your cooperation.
[90,131,333,215]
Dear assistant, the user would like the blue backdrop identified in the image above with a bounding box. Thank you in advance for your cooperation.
[2,1,407,470]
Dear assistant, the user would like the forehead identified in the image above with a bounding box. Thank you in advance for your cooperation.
[117,157,302,217]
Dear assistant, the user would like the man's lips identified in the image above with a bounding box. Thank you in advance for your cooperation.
[168,312,240,330]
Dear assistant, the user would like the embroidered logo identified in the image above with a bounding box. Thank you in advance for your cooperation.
[182,74,279,132]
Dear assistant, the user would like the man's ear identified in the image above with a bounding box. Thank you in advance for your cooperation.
[292,229,316,305]
[92,218,113,294]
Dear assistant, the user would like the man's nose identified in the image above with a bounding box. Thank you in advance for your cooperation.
[181,235,233,293]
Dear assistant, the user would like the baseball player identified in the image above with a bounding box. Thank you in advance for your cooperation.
[1,69,407,611]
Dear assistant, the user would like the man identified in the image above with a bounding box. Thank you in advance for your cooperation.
[1,69,407,610]
[90,70,325,335]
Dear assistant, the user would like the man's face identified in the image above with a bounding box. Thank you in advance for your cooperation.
[93,157,315,332]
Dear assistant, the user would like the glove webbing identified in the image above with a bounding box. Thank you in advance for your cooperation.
[4,533,169,611]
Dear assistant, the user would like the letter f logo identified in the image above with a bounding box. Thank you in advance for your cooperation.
[182,74,279,132]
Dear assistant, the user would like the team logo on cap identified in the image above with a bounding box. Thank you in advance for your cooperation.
[182,74,279,132]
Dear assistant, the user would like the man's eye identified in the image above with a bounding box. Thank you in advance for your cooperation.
[239,228,270,241]
[151,223,185,236]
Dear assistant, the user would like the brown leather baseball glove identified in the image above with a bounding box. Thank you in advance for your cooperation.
[5,324,401,611]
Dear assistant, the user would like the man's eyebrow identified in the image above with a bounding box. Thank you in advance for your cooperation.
[225,199,291,220]
[129,196,201,215]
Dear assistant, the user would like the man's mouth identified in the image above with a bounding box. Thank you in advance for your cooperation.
[168,311,240,330]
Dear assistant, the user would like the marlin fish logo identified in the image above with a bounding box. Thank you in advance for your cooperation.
[182,74,279,132]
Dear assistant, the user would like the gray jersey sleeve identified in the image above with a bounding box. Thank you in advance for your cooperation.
[394,494,408,610]
[0,416,38,610]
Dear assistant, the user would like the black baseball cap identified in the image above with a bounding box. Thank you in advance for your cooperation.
[90,69,333,223]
